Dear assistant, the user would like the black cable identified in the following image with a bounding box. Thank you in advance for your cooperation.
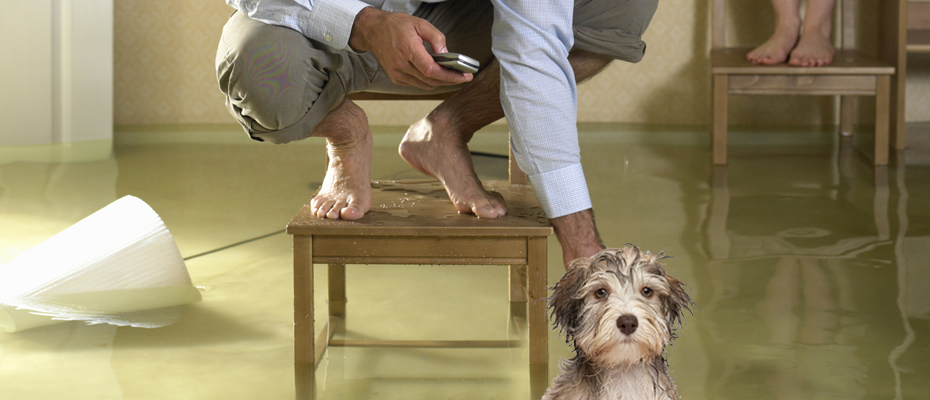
[183,229,286,261]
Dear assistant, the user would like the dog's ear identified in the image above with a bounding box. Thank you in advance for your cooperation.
[663,273,693,331]
[548,257,591,340]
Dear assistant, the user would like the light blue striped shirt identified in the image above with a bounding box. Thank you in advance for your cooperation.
[227,0,591,218]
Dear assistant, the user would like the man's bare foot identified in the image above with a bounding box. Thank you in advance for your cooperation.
[788,30,835,67]
[309,100,372,220]
[399,111,508,218]
[747,23,800,65]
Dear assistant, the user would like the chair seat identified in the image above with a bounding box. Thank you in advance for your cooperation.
[287,180,552,238]
[712,48,895,75]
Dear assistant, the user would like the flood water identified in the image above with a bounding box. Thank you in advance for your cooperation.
[1,124,928,399]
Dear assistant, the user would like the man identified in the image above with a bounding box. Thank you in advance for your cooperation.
[216,0,658,266]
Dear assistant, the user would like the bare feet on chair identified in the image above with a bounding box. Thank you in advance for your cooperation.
[399,111,508,218]
[747,22,799,65]
[788,29,835,67]
[310,100,372,220]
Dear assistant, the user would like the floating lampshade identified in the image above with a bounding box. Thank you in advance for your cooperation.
[0,196,201,332]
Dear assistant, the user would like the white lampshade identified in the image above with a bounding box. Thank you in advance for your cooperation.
[0,196,201,332]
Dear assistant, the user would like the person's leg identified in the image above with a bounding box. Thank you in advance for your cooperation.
[397,0,655,220]
[399,49,613,219]
[216,12,379,220]
[788,0,836,67]
[747,0,803,65]
[308,98,372,220]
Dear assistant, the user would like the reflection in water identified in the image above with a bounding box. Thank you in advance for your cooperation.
[701,146,913,400]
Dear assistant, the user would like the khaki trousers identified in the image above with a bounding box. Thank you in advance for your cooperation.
[216,0,659,144]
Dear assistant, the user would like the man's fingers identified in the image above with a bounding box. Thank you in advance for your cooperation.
[415,19,447,55]
[409,48,469,85]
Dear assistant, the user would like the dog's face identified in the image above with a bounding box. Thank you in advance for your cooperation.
[549,247,692,367]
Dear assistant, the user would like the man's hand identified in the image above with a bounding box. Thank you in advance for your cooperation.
[349,7,473,90]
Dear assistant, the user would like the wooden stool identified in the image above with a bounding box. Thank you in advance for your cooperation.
[287,92,553,399]
[711,0,896,165]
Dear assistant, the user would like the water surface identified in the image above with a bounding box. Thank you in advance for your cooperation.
[1,124,928,399]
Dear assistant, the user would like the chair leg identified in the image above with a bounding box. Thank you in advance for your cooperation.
[293,235,315,399]
[875,76,891,165]
[713,74,729,165]
[328,264,346,317]
[527,237,548,399]
[840,95,857,137]
[509,265,527,303]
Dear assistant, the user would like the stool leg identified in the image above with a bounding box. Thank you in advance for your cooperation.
[713,74,728,166]
[294,235,314,399]
[527,237,548,399]
[875,76,890,166]
[508,265,528,338]
[328,264,347,317]
[840,96,856,137]
[509,265,527,303]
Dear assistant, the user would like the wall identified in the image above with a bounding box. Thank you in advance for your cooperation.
[113,0,929,127]
[0,0,113,146]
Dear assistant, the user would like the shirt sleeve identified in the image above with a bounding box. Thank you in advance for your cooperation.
[226,0,370,50]
[489,0,592,219]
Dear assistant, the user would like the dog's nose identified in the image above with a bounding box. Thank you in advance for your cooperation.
[617,315,638,335]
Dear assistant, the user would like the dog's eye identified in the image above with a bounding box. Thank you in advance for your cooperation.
[641,287,654,298]
[594,288,608,299]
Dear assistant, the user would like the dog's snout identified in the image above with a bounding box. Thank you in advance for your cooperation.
[617,314,638,335]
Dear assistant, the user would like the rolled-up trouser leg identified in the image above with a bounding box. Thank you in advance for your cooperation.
[572,0,660,63]
[215,11,379,144]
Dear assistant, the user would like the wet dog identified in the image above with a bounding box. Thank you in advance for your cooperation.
[544,246,693,400]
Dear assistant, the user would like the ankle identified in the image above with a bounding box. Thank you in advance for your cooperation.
[423,107,472,143]
[774,15,801,35]
[801,19,832,39]
[321,102,371,149]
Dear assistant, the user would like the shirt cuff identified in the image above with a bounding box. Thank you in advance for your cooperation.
[527,163,593,219]
[303,0,370,50]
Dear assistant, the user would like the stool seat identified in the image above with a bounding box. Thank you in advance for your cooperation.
[288,179,552,399]
[288,180,552,237]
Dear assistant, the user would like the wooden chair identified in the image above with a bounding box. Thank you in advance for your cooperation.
[287,92,553,399]
[712,0,896,165]
[886,0,930,153]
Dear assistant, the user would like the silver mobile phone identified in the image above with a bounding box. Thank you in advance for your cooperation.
[432,53,480,74]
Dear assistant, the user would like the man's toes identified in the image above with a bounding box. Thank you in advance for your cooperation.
[316,199,337,218]
[469,197,502,219]
[489,191,508,216]
[310,197,324,214]
[327,200,348,219]
[340,200,367,221]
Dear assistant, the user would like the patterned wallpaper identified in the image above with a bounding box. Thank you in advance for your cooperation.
[113,0,930,127]
[114,1,233,125]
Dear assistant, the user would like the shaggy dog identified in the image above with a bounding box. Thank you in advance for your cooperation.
[543,246,693,400]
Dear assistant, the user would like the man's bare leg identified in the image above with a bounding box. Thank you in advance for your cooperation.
[747,0,802,65]
[399,49,613,218]
[309,98,373,220]
[788,0,836,67]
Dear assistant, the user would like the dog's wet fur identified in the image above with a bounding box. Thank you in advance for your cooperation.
[544,246,693,400]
